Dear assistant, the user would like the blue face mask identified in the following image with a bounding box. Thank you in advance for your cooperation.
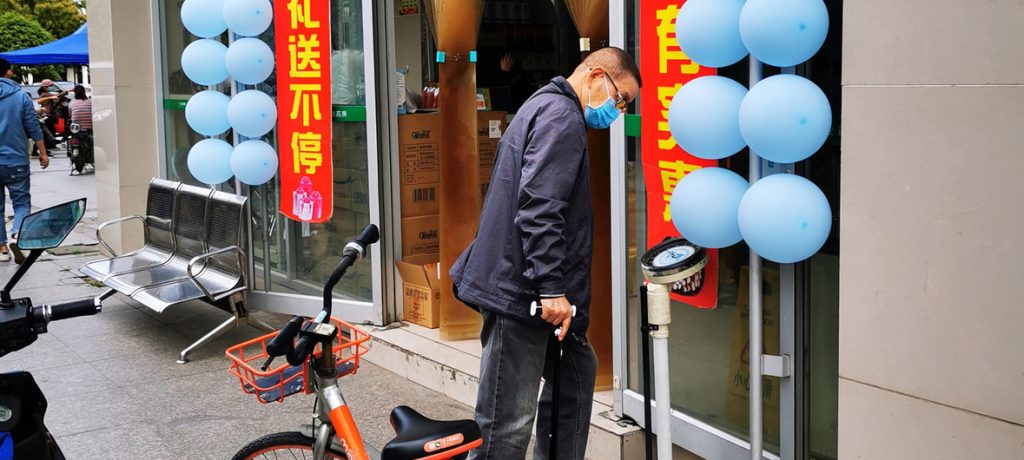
[584,77,621,130]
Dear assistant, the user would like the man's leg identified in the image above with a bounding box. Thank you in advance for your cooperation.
[534,331,599,460]
[6,165,30,236]
[470,309,550,460]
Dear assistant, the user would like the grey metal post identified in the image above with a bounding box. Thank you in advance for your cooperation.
[748,55,764,460]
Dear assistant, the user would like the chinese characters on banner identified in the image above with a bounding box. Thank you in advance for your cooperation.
[639,0,719,308]
[276,0,332,223]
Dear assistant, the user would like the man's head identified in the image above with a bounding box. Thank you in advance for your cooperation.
[568,47,642,129]
[0,58,11,79]
[40,79,53,88]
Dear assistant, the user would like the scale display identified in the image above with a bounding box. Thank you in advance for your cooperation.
[640,238,709,295]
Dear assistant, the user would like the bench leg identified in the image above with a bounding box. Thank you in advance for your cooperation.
[176,316,238,364]
[245,317,277,333]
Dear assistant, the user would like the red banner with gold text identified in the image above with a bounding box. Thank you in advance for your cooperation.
[639,0,719,308]
[276,0,333,223]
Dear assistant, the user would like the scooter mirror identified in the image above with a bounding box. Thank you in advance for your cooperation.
[17,198,87,250]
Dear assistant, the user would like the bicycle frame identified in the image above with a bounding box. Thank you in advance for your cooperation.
[307,325,369,460]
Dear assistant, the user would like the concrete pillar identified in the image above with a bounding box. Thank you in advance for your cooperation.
[840,1,1024,457]
[86,0,162,254]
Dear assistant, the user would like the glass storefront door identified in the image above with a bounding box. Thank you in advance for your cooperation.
[611,0,841,458]
[157,0,387,325]
[247,0,384,324]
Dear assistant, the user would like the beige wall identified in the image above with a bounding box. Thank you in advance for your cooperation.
[840,1,1024,458]
[88,0,162,254]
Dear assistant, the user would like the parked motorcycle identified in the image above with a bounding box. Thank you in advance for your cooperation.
[0,199,105,459]
[67,123,94,175]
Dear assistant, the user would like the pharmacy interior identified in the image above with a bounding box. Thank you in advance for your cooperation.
[156,0,841,458]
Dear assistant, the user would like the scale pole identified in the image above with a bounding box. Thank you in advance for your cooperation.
[647,282,673,460]
[748,55,764,460]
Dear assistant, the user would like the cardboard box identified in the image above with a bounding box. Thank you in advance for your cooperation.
[398,113,441,218]
[396,260,441,328]
[401,214,439,264]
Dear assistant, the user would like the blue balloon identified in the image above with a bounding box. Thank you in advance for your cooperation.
[740,0,829,67]
[668,76,747,160]
[675,0,748,68]
[185,90,230,136]
[738,174,831,263]
[181,0,227,38]
[181,39,229,86]
[739,75,831,163]
[231,140,279,185]
[228,90,277,137]
[225,38,275,85]
[223,0,274,37]
[670,167,749,248]
[187,139,234,185]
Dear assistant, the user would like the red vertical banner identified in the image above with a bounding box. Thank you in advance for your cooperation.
[276,0,333,223]
[639,0,719,308]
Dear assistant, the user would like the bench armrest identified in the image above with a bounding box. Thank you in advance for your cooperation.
[187,246,246,301]
[96,215,146,257]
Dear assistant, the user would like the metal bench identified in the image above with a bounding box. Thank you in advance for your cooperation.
[81,179,273,363]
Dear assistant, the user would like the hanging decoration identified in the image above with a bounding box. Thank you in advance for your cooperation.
[432,0,485,340]
[639,0,719,308]
[275,0,333,222]
[565,0,610,52]
[181,0,280,187]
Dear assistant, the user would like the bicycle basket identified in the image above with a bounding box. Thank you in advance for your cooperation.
[226,318,370,404]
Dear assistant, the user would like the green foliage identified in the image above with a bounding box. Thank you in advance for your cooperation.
[34,0,86,39]
[0,12,55,53]
[0,12,61,81]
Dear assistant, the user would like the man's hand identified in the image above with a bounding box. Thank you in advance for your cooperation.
[540,296,573,341]
[37,141,49,169]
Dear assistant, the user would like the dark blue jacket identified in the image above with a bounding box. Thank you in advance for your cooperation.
[451,77,593,333]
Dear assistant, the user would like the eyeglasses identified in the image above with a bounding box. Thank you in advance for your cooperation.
[604,73,628,113]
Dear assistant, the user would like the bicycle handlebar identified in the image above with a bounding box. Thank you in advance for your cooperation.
[261,224,379,370]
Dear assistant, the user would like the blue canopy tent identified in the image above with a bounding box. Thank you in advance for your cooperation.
[0,23,89,65]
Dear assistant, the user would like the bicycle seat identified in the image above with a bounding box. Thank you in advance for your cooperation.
[381,406,482,460]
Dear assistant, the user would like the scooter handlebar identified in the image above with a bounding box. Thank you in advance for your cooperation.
[35,297,102,323]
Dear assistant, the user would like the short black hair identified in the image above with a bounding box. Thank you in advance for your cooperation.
[74,85,87,100]
[0,58,10,76]
[583,47,643,88]
[38,86,48,95]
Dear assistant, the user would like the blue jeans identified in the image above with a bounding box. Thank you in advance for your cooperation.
[0,164,31,245]
[469,309,598,460]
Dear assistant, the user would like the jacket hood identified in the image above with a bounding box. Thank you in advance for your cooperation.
[0,79,22,100]
[534,76,583,113]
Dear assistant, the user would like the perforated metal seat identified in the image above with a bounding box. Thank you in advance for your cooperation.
[129,190,248,312]
[103,184,213,305]
[80,178,177,282]
[82,180,272,363]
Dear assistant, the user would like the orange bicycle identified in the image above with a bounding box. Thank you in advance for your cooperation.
[227,225,482,460]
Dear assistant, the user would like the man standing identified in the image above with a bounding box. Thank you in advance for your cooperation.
[0,58,49,262]
[451,47,641,460]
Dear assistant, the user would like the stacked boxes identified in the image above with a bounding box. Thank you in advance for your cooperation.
[396,111,507,328]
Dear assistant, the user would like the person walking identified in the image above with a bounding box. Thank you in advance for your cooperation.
[0,58,50,262]
[450,47,641,460]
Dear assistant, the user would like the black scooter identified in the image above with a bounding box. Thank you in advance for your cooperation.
[67,123,93,175]
[0,198,105,459]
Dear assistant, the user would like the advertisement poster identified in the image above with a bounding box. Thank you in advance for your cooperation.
[725,266,781,436]
[639,0,719,307]
[275,0,333,223]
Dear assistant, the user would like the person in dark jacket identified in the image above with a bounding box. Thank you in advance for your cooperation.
[451,47,641,460]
